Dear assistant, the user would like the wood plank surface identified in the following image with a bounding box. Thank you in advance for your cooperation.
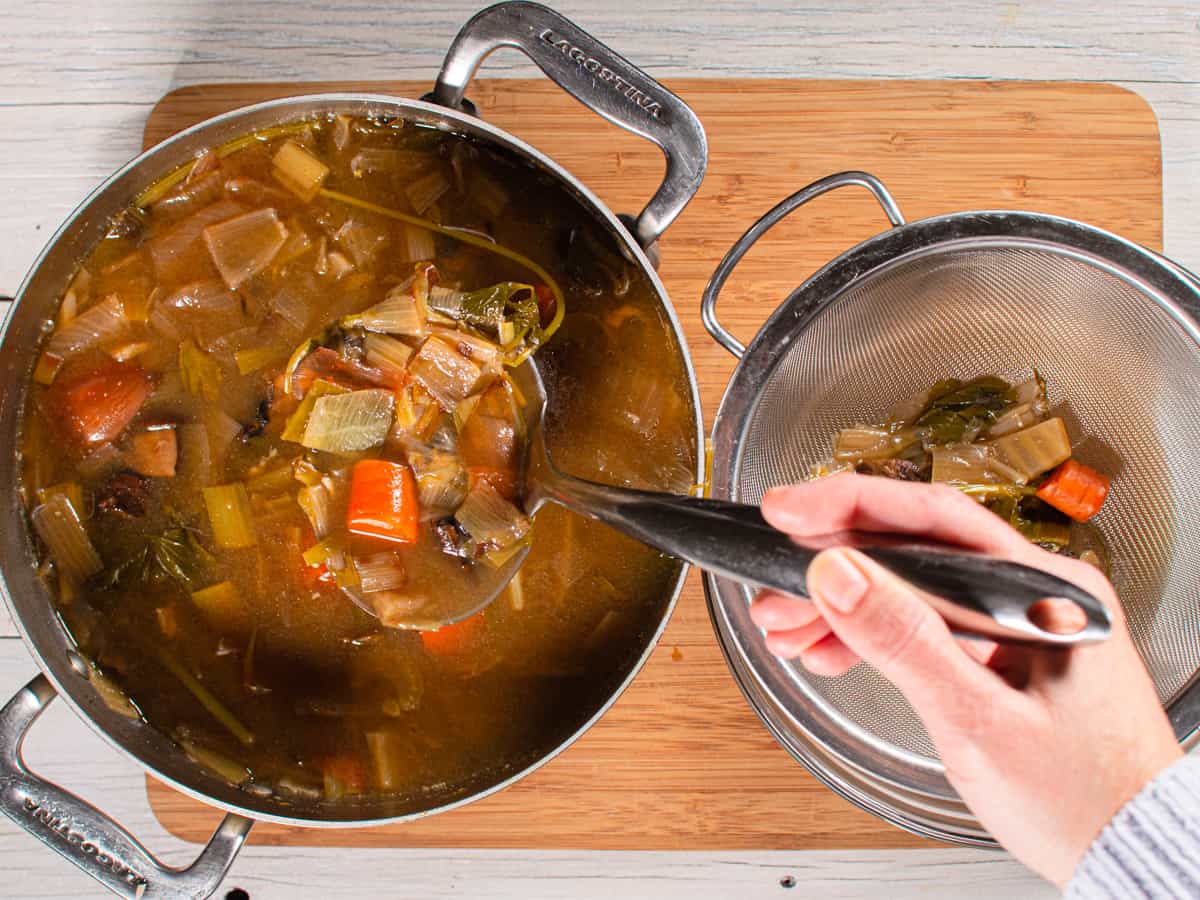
[141,78,1161,850]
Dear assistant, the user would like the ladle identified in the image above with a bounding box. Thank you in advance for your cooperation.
[398,361,1112,646]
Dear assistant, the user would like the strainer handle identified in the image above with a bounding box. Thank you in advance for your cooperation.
[701,171,905,358]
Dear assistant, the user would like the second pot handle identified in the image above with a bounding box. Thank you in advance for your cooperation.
[701,171,906,359]
[0,673,252,899]
[426,1,707,252]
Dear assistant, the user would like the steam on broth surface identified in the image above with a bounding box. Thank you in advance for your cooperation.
[18,114,696,810]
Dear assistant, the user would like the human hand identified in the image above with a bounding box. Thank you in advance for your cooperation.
[749,473,1181,885]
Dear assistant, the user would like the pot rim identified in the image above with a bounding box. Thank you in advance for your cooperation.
[0,90,705,828]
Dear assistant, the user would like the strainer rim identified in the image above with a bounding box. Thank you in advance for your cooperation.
[705,209,1200,838]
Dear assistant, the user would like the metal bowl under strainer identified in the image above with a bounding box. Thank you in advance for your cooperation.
[701,171,1200,846]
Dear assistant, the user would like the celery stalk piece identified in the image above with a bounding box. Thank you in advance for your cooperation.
[271,140,330,202]
[190,580,250,631]
[155,647,254,746]
[405,169,450,215]
[36,482,86,520]
[179,340,223,403]
[840,424,897,460]
[297,483,334,539]
[202,483,257,549]
[234,342,288,375]
[990,417,1072,482]
[354,552,408,593]
[31,494,103,582]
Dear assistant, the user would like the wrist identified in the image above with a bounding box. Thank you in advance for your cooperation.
[1064,751,1193,896]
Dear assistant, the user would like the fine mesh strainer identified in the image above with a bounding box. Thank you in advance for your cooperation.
[701,171,1200,845]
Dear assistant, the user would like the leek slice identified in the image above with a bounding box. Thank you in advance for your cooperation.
[319,188,566,356]
[455,482,530,553]
[349,288,427,336]
[203,208,289,290]
[47,295,127,357]
[297,483,334,539]
[409,337,484,409]
[301,389,395,454]
[930,444,997,484]
[364,333,413,374]
[282,379,349,443]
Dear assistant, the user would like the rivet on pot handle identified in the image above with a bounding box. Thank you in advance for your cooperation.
[0,674,252,899]
[701,171,905,359]
[425,1,707,252]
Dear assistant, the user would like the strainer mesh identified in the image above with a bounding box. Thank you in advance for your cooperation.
[735,246,1200,760]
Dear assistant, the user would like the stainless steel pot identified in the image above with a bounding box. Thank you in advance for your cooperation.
[0,4,707,896]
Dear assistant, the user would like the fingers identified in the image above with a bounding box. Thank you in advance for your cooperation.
[762,618,833,660]
[806,547,1003,710]
[751,591,860,677]
[795,632,862,677]
[749,590,821,630]
[762,473,1030,556]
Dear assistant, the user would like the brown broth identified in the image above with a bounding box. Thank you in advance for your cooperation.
[18,114,696,811]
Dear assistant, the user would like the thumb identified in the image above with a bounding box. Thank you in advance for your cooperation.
[807,548,1000,715]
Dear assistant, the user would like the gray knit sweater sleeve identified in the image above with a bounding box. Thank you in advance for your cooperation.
[1066,755,1200,899]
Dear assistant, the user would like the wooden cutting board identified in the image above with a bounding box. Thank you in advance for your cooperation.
[143,79,1161,849]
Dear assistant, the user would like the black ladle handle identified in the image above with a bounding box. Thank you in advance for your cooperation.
[543,477,1111,646]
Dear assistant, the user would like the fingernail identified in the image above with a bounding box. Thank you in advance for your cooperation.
[811,549,868,614]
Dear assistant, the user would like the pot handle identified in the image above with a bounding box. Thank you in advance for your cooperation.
[426,1,707,252]
[0,673,252,899]
[701,171,905,359]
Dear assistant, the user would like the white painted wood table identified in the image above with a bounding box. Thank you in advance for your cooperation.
[0,2,1195,897]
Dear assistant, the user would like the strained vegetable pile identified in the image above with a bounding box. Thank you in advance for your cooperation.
[812,374,1111,565]
[18,114,696,805]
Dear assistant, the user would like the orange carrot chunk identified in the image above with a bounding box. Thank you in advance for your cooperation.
[346,460,420,544]
[1036,459,1111,522]
[51,361,153,447]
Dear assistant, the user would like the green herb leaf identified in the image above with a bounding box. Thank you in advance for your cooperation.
[96,525,213,591]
